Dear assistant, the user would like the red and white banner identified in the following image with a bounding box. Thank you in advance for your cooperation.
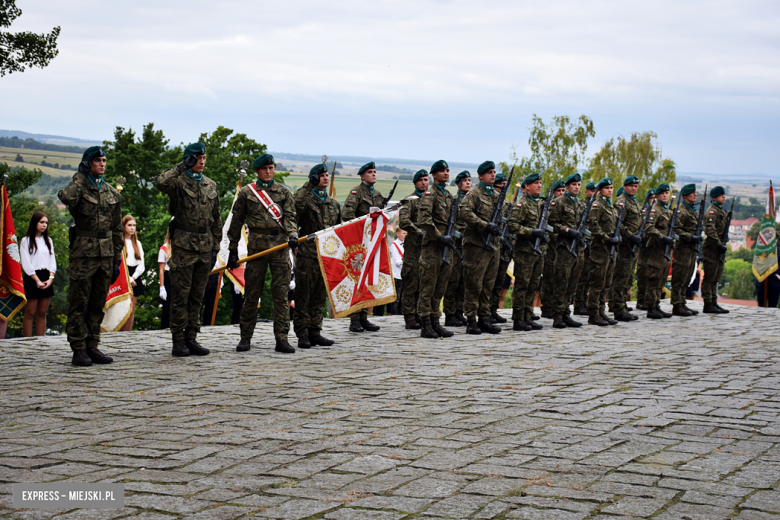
[0,185,26,321]
[100,254,132,332]
[316,209,396,318]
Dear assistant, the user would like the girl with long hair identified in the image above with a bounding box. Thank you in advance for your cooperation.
[120,215,145,331]
[158,229,172,329]
[20,212,56,336]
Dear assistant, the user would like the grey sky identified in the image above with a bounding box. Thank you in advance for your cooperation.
[2,0,779,174]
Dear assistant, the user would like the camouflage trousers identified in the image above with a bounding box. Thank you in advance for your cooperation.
[490,257,511,311]
[644,259,670,308]
[635,247,649,304]
[442,246,465,315]
[463,243,500,319]
[587,258,615,316]
[400,255,421,317]
[242,246,290,341]
[549,243,584,318]
[574,251,591,308]
[539,248,557,313]
[610,244,638,314]
[169,249,212,341]
[66,256,113,350]
[512,250,544,321]
[294,255,326,337]
[417,242,453,318]
[701,250,724,304]
[671,245,697,306]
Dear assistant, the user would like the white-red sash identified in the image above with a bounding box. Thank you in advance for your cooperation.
[393,241,404,257]
[248,183,283,223]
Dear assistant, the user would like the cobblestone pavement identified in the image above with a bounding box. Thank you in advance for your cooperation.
[2,301,780,520]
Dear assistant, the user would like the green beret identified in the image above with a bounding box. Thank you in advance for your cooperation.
[495,173,508,183]
[253,153,274,169]
[597,177,613,190]
[623,175,639,185]
[358,162,376,176]
[680,183,696,196]
[454,170,471,184]
[309,163,328,185]
[564,173,581,185]
[182,143,206,159]
[522,172,541,187]
[81,146,105,164]
[646,189,656,197]
[477,161,495,175]
[710,186,725,198]
[553,180,565,190]
[616,187,624,197]
[431,160,449,173]
[585,182,597,191]
[413,169,428,183]
[655,183,670,194]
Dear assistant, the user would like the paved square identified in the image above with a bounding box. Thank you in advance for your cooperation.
[2,302,779,519]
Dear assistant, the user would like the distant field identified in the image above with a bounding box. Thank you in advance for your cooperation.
[0,146,81,177]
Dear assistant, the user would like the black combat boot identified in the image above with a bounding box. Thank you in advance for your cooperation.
[702,302,720,314]
[513,319,532,331]
[656,306,673,318]
[715,303,730,314]
[349,319,365,332]
[297,335,312,349]
[360,318,380,331]
[626,305,634,311]
[444,314,462,327]
[420,317,439,339]
[71,349,93,367]
[646,306,664,319]
[490,309,507,324]
[431,317,454,338]
[635,302,649,311]
[552,315,567,329]
[588,314,609,326]
[672,305,693,317]
[455,311,468,325]
[466,318,482,334]
[600,313,618,325]
[614,312,634,322]
[573,306,589,316]
[528,318,543,330]
[683,304,699,315]
[562,315,582,327]
[185,337,210,355]
[236,338,251,352]
[86,347,114,364]
[540,308,553,319]
[529,313,540,321]
[404,315,421,330]
[309,332,334,346]
[172,339,190,357]
[275,338,295,353]
[478,316,502,334]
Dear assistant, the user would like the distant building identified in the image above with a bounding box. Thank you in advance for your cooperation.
[729,217,759,250]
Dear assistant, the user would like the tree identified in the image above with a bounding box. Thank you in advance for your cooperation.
[0,0,60,77]
[587,131,676,198]
[14,153,22,162]
[720,259,755,300]
[526,114,595,190]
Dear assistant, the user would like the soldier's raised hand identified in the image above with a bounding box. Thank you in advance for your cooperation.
[183,153,200,170]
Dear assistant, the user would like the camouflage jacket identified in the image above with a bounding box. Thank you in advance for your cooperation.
[228,180,297,253]
[398,191,424,260]
[508,193,547,255]
[577,197,593,244]
[342,183,383,221]
[294,183,341,259]
[58,172,123,259]
[548,192,580,249]
[674,201,698,250]
[617,193,642,238]
[703,202,728,250]
[586,195,618,264]
[644,200,672,267]
[417,185,454,246]
[154,163,222,253]
[459,183,500,250]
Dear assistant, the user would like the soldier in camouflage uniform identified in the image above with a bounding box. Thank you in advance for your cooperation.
[398,169,429,330]
[292,163,340,348]
[547,172,586,329]
[508,173,548,331]
[585,178,619,326]
[227,154,298,353]
[488,173,512,324]
[671,183,702,317]
[634,189,656,310]
[610,176,643,322]
[58,146,122,366]
[573,182,597,315]
[702,186,730,314]
[342,162,384,332]
[459,161,502,334]
[443,170,471,327]
[540,180,566,319]
[154,143,222,357]
[417,160,456,338]
[642,183,675,319]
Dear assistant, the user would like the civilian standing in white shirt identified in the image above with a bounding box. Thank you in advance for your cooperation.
[390,228,406,315]
[120,216,145,331]
[20,212,56,337]
[158,230,172,329]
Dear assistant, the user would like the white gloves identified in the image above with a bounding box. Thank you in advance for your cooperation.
[159,285,167,301]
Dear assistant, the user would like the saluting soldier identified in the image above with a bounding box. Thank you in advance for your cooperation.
[573,181,597,316]
[488,173,511,324]
[443,170,471,327]
[292,164,340,349]
[610,176,643,321]
[398,169,429,330]
[540,180,567,318]
[671,183,702,316]
[585,178,619,326]
[702,186,730,314]
[58,146,122,366]
[508,173,548,331]
[642,183,674,319]
[227,154,297,353]
[547,172,585,328]
[154,143,222,357]
[417,160,456,338]
[459,161,502,334]
[634,189,656,310]
[342,162,384,332]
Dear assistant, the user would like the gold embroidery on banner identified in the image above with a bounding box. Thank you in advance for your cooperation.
[322,235,340,256]
[339,244,367,283]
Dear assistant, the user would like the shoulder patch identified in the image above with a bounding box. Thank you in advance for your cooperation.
[425,192,431,195]
[592,203,598,208]
[516,203,522,207]
[351,190,357,194]
[709,211,714,214]
[550,202,556,206]
[651,209,656,212]
[618,202,624,206]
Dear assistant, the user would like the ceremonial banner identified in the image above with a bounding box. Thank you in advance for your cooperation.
[316,209,396,318]
[0,185,26,321]
[100,255,132,332]
[752,182,778,283]
[217,186,248,295]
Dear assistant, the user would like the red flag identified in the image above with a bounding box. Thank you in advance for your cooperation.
[100,254,132,331]
[0,185,26,321]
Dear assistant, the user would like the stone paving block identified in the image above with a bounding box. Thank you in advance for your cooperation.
[742,490,780,514]
[252,498,339,519]
[421,493,493,517]
[505,506,588,519]
[350,495,434,512]
[599,496,668,517]
[652,501,734,520]
[324,509,405,520]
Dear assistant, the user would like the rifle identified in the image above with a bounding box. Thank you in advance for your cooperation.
[533,182,556,255]
[663,194,682,261]
[500,185,521,260]
[693,184,708,256]
[380,179,399,209]
[441,194,460,265]
[630,191,655,257]
[610,201,627,263]
[568,191,597,257]
[719,196,736,262]
[484,167,515,249]
[328,161,337,198]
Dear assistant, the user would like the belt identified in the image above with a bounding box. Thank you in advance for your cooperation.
[178,224,209,233]
[75,230,109,239]
[248,227,279,236]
